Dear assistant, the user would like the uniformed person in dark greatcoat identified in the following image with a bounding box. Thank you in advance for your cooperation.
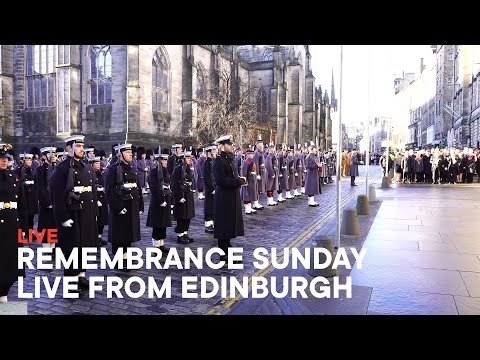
[0,144,25,302]
[167,144,183,176]
[89,156,109,246]
[16,153,38,236]
[35,146,58,251]
[241,147,259,215]
[203,145,217,233]
[49,135,98,290]
[172,150,195,244]
[105,144,144,270]
[213,135,246,262]
[146,149,172,252]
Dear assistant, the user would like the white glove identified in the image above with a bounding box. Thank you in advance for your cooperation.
[160,201,167,207]
[139,211,143,215]
[295,173,298,176]
[180,198,186,203]
[47,205,53,209]
[145,168,148,171]
[119,208,127,215]
[211,190,215,195]
[62,219,74,227]
[97,200,102,207]
[271,175,275,178]
[303,170,307,172]
[279,174,283,177]
[256,175,261,180]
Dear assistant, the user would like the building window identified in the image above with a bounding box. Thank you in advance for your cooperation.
[263,50,273,61]
[152,47,169,113]
[90,45,112,105]
[447,101,452,108]
[257,88,268,123]
[26,45,57,108]
[448,52,454,61]
[196,63,207,101]
[448,77,452,84]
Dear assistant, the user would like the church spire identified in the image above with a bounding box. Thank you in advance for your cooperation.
[331,68,337,111]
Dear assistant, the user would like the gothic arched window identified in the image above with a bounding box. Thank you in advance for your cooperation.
[90,45,112,105]
[152,47,170,113]
[257,88,268,123]
[26,45,57,108]
[196,63,207,101]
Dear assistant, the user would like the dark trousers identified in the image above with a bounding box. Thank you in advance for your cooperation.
[112,244,130,256]
[175,219,191,233]
[416,172,424,182]
[466,173,474,183]
[98,224,104,236]
[152,227,167,240]
[218,239,231,255]
[21,215,35,234]
[62,246,85,277]
[351,176,355,185]
[0,282,14,297]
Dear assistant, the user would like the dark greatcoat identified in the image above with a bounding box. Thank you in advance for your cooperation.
[136,158,148,188]
[305,153,320,196]
[204,157,216,218]
[240,157,259,202]
[266,153,279,191]
[295,155,303,187]
[146,165,172,229]
[0,169,25,284]
[16,165,38,231]
[172,162,195,220]
[195,156,206,191]
[95,169,109,228]
[105,161,144,246]
[287,155,295,191]
[278,154,288,191]
[49,156,99,255]
[213,151,244,239]
[254,150,266,193]
[35,163,57,231]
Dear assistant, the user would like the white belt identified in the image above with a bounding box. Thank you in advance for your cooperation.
[0,201,18,210]
[97,187,105,192]
[24,180,35,185]
[250,172,256,175]
[123,182,138,189]
[73,186,92,193]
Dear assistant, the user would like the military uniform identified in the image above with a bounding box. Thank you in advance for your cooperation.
[172,151,195,244]
[265,148,279,206]
[253,142,266,210]
[35,147,58,252]
[277,150,287,202]
[195,151,206,200]
[16,154,38,234]
[203,147,216,233]
[241,148,259,214]
[286,150,295,199]
[146,153,172,252]
[305,150,320,206]
[88,157,109,246]
[105,144,144,258]
[0,144,25,301]
[212,135,246,261]
[49,135,98,286]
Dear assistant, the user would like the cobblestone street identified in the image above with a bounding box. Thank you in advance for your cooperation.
[5,166,383,315]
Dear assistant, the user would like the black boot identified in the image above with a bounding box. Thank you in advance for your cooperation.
[183,234,195,243]
[78,276,89,289]
[159,245,170,253]
[177,235,190,245]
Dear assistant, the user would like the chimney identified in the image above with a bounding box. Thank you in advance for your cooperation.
[420,58,424,74]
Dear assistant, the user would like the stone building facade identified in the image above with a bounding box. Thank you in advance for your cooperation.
[0,45,335,154]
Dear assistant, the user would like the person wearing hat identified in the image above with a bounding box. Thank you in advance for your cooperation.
[241,147,259,215]
[136,146,149,195]
[84,146,96,163]
[49,135,99,290]
[203,145,217,234]
[171,150,195,244]
[294,147,303,197]
[146,149,171,252]
[30,147,41,172]
[167,144,183,176]
[89,156,109,246]
[253,135,266,210]
[235,149,243,177]
[15,152,38,235]
[0,144,25,302]
[350,149,359,186]
[105,143,144,269]
[35,146,58,252]
[286,146,296,199]
[276,146,288,202]
[265,144,279,206]
[212,135,246,262]
[305,145,320,206]
[195,148,206,200]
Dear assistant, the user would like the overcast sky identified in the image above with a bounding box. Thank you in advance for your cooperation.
[309,45,434,127]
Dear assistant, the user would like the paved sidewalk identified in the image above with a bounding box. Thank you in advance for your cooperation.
[229,180,480,315]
